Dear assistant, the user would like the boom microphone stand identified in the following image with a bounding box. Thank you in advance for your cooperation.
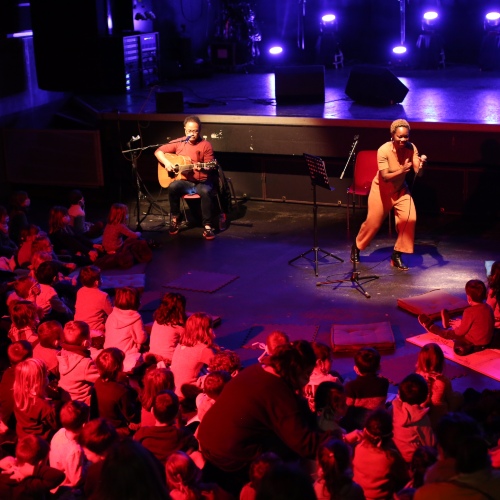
[122,139,165,231]
[317,134,378,298]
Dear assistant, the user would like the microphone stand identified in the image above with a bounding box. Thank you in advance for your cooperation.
[339,134,359,180]
[122,141,165,231]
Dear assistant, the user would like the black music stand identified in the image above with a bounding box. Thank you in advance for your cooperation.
[288,153,343,276]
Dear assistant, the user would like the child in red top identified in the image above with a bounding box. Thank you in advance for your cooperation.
[419,279,494,356]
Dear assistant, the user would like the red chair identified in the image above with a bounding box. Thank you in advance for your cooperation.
[346,150,393,234]
[346,150,378,233]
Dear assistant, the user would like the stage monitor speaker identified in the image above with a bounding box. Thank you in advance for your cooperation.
[274,65,325,104]
[156,91,184,113]
[345,65,409,105]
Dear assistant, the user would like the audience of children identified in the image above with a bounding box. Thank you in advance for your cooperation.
[418,279,495,356]
[2,187,500,500]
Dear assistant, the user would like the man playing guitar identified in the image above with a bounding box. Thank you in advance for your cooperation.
[155,116,217,240]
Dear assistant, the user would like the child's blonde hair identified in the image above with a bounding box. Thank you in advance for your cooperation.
[13,358,48,412]
[180,312,214,347]
[165,451,201,499]
[416,343,445,375]
[107,203,128,225]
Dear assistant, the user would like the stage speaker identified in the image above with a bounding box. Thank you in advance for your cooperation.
[156,91,184,113]
[274,65,325,104]
[345,65,409,105]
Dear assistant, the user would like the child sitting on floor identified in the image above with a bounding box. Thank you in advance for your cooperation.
[68,188,104,239]
[391,373,436,463]
[195,370,231,423]
[8,300,40,346]
[418,279,494,356]
[344,346,389,431]
[257,329,290,365]
[57,320,99,405]
[35,260,74,325]
[97,203,152,270]
[133,389,198,464]
[487,261,500,332]
[104,286,148,370]
[91,347,141,436]
[304,341,342,412]
[148,292,186,365]
[6,275,40,309]
[139,367,175,427]
[33,320,62,381]
[415,342,463,428]
[49,400,90,492]
[74,265,113,348]
[0,435,65,497]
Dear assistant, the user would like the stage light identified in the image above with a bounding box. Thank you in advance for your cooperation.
[269,46,283,56]
[316,13,343,68]
[480,12,500,69]
[416,9,445,69]
[485,11,500,30]
[422,11,439,31]
[392,45,407,55]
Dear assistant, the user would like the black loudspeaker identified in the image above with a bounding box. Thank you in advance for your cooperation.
[155,91,184,113]
[274,65,325,104]
[345,65,409,105]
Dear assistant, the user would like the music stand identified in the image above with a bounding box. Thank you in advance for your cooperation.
[288,153,343,276]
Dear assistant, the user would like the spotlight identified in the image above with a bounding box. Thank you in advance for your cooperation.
[269,46,283,55]
[416,9,445,69]
[480,12,500,69]
[316,13,343,68]
[485,11,500,31]
[392,45,407,55]
[422,11,439,31]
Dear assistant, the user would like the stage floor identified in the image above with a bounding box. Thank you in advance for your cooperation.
[78,63,500,128]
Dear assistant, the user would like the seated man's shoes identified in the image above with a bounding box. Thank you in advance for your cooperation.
[169,217,180,235]
[391,250,409,271]
[203,225,215,240]
[350,243,360,263]
[441,308,451,329]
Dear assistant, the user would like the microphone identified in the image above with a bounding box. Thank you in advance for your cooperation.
[130,135,140,142]
[185,135,192,142]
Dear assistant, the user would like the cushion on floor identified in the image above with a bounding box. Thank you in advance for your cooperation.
[100,273,146,293]
[331,321,395,353]
[397,289,468,319]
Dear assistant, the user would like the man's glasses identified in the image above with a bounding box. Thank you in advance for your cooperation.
[185,129,199,134]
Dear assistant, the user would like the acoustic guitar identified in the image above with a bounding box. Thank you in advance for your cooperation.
[157,153,217,188]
